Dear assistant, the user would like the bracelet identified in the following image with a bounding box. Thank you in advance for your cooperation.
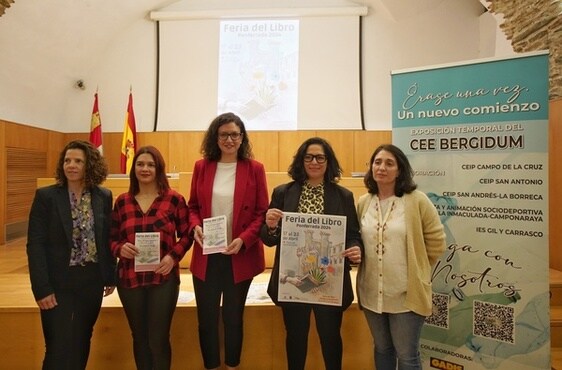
[268,225,279,236]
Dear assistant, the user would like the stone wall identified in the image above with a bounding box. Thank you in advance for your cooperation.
[486,0,562,99]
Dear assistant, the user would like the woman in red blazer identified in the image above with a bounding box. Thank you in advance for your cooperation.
[188,112,269,370]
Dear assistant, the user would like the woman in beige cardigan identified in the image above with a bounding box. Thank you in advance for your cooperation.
[356,144,446,370]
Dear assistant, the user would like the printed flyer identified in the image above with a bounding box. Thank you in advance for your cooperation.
[203,215,228,255]
[134,232,161,272]
[278,212,346,306]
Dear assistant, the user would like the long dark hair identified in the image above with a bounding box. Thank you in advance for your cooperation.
[288,137,342,184]
[364,144,417,196]
[201,112,253,161]
[128,146,170,195]
[55,140,108,188]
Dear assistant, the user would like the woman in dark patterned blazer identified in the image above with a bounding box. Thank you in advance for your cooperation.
[27,140,116,370]
[260,137,363,370]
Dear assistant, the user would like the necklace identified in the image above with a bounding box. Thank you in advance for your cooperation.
[375,196,395,255]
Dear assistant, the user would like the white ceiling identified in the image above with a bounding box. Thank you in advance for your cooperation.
[0,0,175,88]
[0,0,481,71]
[0,0,485,95]
[0,0,489,131]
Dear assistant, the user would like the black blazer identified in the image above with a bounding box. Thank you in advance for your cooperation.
[260,181,363,310]
[27,184,116,300]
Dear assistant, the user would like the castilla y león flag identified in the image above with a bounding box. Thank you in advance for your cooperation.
[120,92,138,174]
[89,92,103,155]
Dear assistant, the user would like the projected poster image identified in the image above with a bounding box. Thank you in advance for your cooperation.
[218,20,299,130]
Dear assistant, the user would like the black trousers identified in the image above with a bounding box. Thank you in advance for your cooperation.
[193,254,252,369]
[40,263,104,370]
[281,304,344,370]
[117,277,179,370]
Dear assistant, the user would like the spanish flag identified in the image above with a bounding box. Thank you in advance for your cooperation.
[120,92,138,174]
[89,92,103,155]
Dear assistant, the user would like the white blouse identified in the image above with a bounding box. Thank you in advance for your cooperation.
[358,195,408,313]
[212,162,236,244]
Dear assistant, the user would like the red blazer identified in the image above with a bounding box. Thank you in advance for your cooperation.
[188,158,269,283]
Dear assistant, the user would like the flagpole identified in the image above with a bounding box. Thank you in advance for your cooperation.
[120,88,138,174]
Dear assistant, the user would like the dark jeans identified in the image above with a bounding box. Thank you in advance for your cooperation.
[281,304,344,370]
[193,254,252,369]
[40,263,104,370]
[118,277,179,370]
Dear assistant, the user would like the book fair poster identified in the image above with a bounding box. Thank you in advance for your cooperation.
[278,212,346,306]
[202,215,228,255]
[134,232,161,272]
[391,52,550,370]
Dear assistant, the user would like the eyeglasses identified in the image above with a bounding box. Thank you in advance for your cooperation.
[218,132,243,142]
[303,154,327,164]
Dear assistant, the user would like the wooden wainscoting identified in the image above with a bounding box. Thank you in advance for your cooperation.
[0,238,374,370]
[6,147,47,240]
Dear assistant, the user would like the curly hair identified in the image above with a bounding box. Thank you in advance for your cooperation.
[128,146,170,195]
[55,140,108,188]
[364,144,417,196]
[288,137,342,184]
[200,112,253,161]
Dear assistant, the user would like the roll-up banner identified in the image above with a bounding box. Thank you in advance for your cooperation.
[391,51,550,370]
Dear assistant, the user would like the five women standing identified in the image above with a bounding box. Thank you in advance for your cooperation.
[28,132,445,370]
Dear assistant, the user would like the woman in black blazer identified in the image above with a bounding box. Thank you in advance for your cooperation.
[260,137,363,370]
[27,140,116,370]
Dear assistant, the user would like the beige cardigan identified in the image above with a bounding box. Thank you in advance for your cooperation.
[356,190,446,316]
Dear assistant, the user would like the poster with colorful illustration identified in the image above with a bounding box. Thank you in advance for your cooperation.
[278,212,346,306]
[391,51,550,370]
[217,19,299,130]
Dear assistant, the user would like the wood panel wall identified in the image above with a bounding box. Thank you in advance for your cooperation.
[1,126,388,245]
[62,130,391,176]
[2,102,561,270]
[6,148,47,224]
[0,120,65,243]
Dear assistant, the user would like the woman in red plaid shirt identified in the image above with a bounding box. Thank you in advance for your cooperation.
[110,146,191,370]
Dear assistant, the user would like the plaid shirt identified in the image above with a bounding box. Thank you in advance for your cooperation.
[110,189,191,288]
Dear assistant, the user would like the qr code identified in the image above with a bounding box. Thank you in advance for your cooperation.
[473,300,515,344]
[425,292,449,328]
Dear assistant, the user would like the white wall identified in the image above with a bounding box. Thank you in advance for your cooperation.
[64,17,159,135]
[0,0,512,133]
[361,0,495,130]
